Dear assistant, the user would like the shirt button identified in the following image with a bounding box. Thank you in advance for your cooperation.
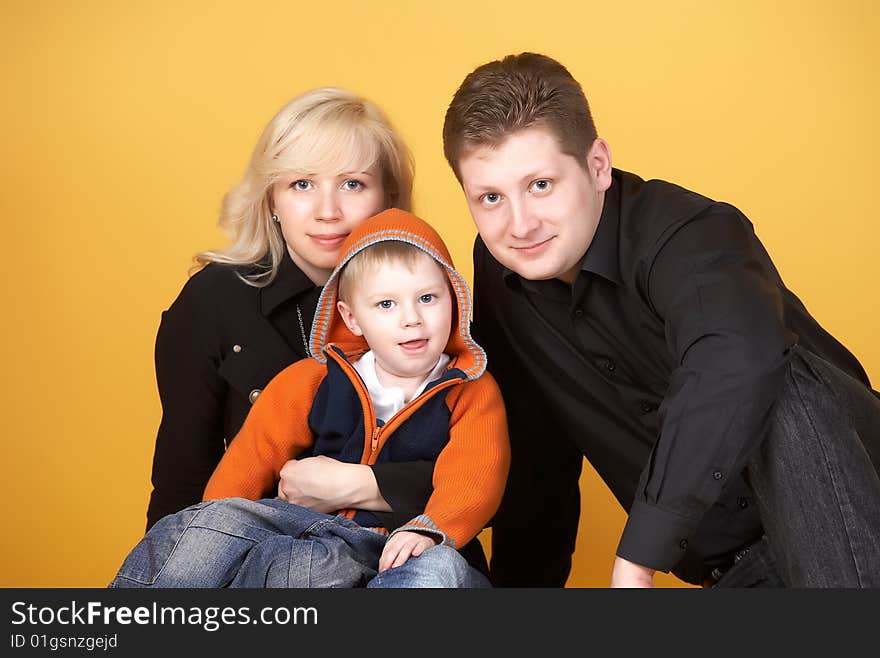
[738,497,749,509]
[248,388,262,404]
[679,539,688,550]
[233,344,242,353]
[573,308,584,318]
[640,402,655,413]
[712,470,723,480]
[605,361,616,372]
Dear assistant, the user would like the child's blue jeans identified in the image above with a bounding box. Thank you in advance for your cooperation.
[109,498,489,588]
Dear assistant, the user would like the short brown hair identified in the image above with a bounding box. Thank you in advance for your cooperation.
[442,52,597,179]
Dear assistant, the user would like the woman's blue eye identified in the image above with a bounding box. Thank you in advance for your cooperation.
[419,294,435,304]
[292,180,312,191]
[377,300,394,309]
[343,179,363,191]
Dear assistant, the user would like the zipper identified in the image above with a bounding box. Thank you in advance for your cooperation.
[370,426,381,454]
[325,346,463,463]
[324,345,463,521]
[367,377,460,459]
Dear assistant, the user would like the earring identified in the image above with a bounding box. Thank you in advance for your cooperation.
[271,214,279,223]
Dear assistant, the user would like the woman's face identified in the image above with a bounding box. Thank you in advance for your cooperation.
[272,162,387,285]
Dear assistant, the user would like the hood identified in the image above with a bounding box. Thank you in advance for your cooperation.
[308,208,486,381]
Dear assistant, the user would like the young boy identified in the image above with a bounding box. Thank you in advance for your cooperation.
[110,209,510,588]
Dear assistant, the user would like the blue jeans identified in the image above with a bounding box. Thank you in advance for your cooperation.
[109,498,490,588]
[714,346,880,587]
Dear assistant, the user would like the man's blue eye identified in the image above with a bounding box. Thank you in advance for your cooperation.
[482,193,500,205]
[531,179,551,192]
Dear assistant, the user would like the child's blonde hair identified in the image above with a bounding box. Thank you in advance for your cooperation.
[338,242,443,302]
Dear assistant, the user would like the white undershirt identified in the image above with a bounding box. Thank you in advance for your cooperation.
[352,350,451,424]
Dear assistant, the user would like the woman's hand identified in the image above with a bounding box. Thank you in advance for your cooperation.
[277,456,392,513]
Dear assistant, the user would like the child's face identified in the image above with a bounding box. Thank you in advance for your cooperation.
[337,253,453,391]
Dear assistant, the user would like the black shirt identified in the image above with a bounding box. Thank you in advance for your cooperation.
[473,168,873,579]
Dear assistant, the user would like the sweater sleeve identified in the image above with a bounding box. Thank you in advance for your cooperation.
[390,374,511,548]
[203,360,326,501]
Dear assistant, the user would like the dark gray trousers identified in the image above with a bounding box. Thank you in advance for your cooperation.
[716,346,880,587]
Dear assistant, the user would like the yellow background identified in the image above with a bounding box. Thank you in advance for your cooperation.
[2,0,877,588]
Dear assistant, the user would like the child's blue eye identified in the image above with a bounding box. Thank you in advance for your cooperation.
[292,180,313,191]
[377,300,395,309]
[343,179,364,191]
[419,294,435,304]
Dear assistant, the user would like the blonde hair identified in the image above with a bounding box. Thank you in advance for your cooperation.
[197,88,414,285]
[337,242,443,303]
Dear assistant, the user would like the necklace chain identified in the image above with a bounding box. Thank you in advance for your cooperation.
[295,303,310,355]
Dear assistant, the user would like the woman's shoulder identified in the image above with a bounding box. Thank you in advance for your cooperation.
[165,262,262,318]
[186,261,259,289]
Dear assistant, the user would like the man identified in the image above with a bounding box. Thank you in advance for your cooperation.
[442,52,880,587]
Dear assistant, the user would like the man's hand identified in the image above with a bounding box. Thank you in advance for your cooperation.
[379,531,438,572]
[610,556,656,588]
[276,456,392,513]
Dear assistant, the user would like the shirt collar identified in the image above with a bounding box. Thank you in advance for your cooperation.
[579,169,623,286]
[502,168,625,291]
[260,250,318,316]
[352,350,451,423]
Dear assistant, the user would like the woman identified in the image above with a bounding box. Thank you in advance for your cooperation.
[146,87,426,531]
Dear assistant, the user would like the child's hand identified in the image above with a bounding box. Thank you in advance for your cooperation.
[379,531,438,572]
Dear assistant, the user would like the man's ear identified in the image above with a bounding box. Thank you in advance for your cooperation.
[336,300,364,336]
[586,138,613,192]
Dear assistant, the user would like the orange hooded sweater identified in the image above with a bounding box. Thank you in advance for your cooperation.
[203,209,510,550]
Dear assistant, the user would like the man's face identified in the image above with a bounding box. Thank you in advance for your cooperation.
[458,127,611,283]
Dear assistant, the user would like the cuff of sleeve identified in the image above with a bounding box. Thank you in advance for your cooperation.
[616,500,699,573]
[389,514,453,548]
